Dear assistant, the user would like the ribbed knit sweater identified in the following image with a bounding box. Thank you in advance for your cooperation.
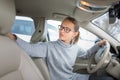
[16,38,100,80]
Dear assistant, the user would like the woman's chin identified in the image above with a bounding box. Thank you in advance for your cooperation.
[59,37,64,41]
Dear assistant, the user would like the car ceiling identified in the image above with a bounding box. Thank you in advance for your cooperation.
[15,0,120,22]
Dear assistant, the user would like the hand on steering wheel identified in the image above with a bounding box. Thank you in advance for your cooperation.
[87,41,111,73]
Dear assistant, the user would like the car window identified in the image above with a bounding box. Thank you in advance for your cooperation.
[92,12,120,42]
[11,16,35,42]
[46,20,99,50]
[46,20,61,41]
[78,28,99,50]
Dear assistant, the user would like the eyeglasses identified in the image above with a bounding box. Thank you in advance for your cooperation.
[58,25,74,33]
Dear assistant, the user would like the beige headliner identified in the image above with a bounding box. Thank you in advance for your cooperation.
[15,0,120,22]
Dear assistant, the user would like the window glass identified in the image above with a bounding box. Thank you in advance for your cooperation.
[11,16,35,42]
[46,20,61,41]
[46,20,99,50]
[92,13,120,42]
[78,28,99,50]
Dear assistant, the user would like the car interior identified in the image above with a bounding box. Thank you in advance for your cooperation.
[0,0,44,80]
[0,0,120,80]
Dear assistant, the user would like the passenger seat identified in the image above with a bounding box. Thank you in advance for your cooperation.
[32,58,51,80]
[0,0,44,80]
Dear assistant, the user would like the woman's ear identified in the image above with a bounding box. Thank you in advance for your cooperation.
[74,32,79,37]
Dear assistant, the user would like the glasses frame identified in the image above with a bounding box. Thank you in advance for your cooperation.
[58,25,74,33]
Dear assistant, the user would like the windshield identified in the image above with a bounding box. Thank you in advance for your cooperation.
[92,13,120,42]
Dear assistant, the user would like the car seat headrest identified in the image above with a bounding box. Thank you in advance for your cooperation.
[0,0,15,35]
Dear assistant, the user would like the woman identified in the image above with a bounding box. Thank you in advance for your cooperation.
[6,17,106,80]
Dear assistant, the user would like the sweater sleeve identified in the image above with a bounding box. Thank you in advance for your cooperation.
[78,43,101,59]
[16,37,47,58]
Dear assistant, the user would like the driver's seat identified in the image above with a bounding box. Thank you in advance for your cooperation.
[0,0,44,80]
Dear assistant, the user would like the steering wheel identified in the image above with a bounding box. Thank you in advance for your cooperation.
[87,41,111,73]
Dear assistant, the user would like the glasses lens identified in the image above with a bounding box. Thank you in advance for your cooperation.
[58,25,71,33]
[59,25,63,30]
[64,27,71,33]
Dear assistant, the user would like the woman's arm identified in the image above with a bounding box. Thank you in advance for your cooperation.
[6,32,47,58]
[78,39,106,59]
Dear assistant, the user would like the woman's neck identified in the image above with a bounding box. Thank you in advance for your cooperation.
[61,40,71,44]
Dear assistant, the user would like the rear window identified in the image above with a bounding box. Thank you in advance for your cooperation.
[11,16,35,42]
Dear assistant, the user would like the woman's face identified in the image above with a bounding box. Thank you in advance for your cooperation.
[59,20,78,44]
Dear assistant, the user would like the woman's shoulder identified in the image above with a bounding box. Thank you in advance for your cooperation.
[42,40,57,45]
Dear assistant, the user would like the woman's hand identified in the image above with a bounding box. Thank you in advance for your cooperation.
[6,32,17,41]
[98,39,107,47]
